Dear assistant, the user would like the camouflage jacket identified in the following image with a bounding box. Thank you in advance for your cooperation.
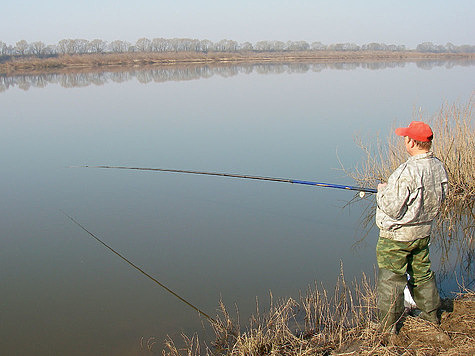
[376,152,448,241]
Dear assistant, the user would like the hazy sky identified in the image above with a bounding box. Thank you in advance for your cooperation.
[2,1,474,48]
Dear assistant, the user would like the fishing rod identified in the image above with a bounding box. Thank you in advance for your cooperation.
[78,165,377,194]
[62,211,216,324]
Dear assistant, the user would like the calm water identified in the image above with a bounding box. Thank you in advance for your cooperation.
[1,60,474,355]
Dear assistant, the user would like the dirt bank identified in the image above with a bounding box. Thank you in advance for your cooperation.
[159,289,475,355]
[332,292,475,355]
[1,51,474,76]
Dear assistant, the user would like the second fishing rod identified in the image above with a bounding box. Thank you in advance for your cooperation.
[63,211,216,324]
[66,164,375,324]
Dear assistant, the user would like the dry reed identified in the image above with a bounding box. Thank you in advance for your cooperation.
[159,270,474,355]
[349,96,474,245]
[206,266,380,355]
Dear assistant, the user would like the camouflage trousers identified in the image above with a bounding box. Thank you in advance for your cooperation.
[376,236,440,330]
[376,236,434,285]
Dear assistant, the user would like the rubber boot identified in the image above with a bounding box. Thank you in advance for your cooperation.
[412,276,440,324]
[377,268,407,333]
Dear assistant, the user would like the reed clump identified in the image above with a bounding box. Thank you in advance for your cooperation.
[350,96,474,243]
[159,270,475,355]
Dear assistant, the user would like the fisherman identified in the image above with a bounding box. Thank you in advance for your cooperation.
[375,121,448,333]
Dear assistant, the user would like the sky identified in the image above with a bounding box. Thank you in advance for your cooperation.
[1,0,474,48]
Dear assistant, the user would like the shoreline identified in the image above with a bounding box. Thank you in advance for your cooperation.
[1,51,474,76]
[165,284,475,355]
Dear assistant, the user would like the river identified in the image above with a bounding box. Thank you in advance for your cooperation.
[0,60,473,355]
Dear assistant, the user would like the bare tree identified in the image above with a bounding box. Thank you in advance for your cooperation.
[56,39,89,54]
[445,42,456,53]
[214,39,226,51]
[136,38,152,52]
[343,43,360,51]
[109,40,129,53]
[457,44,475,52]
[75,39,89,54]
[5,44,14,55]
[167,38,179,52]
[214,39,238,52]
[88,39,107,53]
[416,42,447,53]
[416,42,434,52]
[226,39,239,51]
[199,39,213,53]
[57,39,69,54]
[177,38,192,51]
[151,38,163,52]
[271,41,285,51]
[0,41,7,55]
[311,42,327,50]
[240,42,253,51]
[30,41,46,57]
[286,41,310,51]
[65,39,77,54]
[255,41,273,51]
[362,42,390,51]
[15,40,29,55]
[57,39,75,54]
[327,42,359,51]
[151,38,171,52]
[45,44,57,55]
[285,41,310,51]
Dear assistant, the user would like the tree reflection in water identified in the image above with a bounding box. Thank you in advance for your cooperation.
[433,199,475,292]
[1,59,474,92]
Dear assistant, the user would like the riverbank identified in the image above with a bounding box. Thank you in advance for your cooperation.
[160,285,475,355]
[1,51,474,76]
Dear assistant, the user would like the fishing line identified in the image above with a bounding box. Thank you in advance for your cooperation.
[62,211,216,324]
[75,165,377,194]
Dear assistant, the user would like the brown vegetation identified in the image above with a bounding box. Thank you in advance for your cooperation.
[154,270,474,355]
[350,96,474,245]
[1,51,474,76]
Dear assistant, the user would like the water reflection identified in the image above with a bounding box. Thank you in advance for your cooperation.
[434,199,475,290]
[355,197,474,291]
[1,59,474,92]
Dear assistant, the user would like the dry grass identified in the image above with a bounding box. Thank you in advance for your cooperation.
[349,96,474,245]
[186,267,380,355]
[158,269,474,355]
[351,96,474,200]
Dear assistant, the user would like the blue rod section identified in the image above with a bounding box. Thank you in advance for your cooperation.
[291,179,377,193]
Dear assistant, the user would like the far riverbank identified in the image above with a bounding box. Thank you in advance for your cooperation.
[1,51,474,76]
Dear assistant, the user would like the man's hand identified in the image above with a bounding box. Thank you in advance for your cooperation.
[378,182,387,191]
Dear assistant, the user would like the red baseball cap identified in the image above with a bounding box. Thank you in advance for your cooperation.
[395,121,433,142]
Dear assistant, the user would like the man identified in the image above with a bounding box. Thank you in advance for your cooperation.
[376,121,448,332]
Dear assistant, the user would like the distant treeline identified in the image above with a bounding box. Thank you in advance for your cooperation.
[1,38,474,57]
